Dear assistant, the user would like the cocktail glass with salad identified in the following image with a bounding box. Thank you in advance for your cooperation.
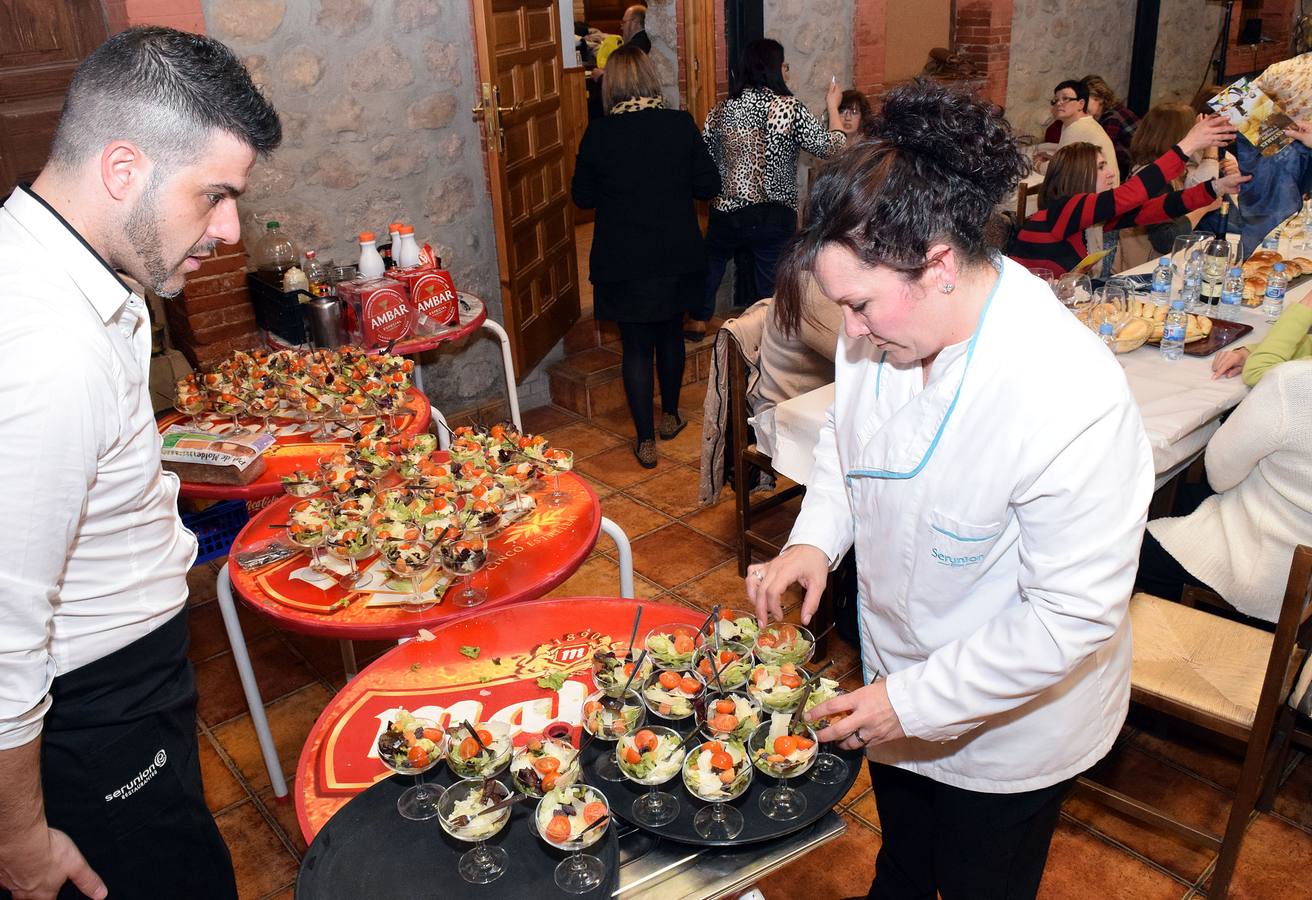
[640,669,704,723]
[713,608,760,645]
[437,530,489,608]
[615,725,685,827]
[323,512,373,589]
[510,735,581,799]
[748,716,819,821]
[375,538,436,613]
[752,622,815,667]
[746,662,809,713]
[802,677,849,784]
[581,688,645,783]
[438,778,513,885]
[447,720,513,781]
[591,646,651,698]
[692,641,753,692]
[643,623,702,670]
[286,498,332,574]
[375,711,445,820]
[537,783,611,894]
[698,692,762,745]
[542,447,574,508]
[683,737,753,840]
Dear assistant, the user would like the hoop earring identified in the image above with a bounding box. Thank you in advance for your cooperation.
[940,283,955,294]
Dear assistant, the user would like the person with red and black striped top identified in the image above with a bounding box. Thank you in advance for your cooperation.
[1009,116,1249,278]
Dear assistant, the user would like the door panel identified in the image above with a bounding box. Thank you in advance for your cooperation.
[0,0,108,197]
[474,0,581,379]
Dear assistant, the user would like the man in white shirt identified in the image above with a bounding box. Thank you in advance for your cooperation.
[0,27,279,900]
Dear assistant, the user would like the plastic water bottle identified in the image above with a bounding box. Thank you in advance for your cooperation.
[1262,228,1281,252]
[1150,257,1173,306]
[1181,252,1203,311]
[1264,263,1288,323]
[1160,300,1187,360]
[357,231,386,279]
[1219,266,1243,321]
[1099,321,1116,350]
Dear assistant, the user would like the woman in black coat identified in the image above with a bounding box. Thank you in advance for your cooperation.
[572,44,721,468]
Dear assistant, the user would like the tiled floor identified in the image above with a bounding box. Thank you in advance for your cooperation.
[190,401,1312,898]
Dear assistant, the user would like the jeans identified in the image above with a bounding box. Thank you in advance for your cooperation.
[696,202,797,321]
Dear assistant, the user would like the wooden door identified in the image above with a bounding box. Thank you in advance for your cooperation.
[472,0,581,379]
[682,0,717,128]
[0,0,108,198]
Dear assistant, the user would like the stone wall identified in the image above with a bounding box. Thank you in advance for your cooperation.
[201,0,554,413]
[645,0,682,107]
[766,0,855,114]
[1151,0,1225,107]
[1003,0,1135,136]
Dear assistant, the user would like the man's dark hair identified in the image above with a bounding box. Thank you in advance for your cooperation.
[1053,78,1090,112]
[774,79,1026,335]
[48,26,281,172]
[730,38,791,99]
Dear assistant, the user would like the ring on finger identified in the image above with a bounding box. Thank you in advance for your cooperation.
[754,570,765,582]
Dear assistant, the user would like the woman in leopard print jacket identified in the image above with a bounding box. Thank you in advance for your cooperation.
[690,38,846,339]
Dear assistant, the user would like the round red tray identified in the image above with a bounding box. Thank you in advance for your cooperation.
[226,476,601,640]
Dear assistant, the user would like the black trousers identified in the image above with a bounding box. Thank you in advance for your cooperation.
[33,608,236,900]
[696,202,797,320]
[617,316,685,442]
[864,761,1074,900]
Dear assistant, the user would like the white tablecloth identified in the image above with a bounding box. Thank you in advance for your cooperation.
[770,301,1286,491]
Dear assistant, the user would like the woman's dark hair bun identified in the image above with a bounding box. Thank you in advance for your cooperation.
[868,78,1027,208]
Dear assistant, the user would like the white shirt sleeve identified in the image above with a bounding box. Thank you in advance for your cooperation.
[884,396,1153,742]
[0,310,102,749]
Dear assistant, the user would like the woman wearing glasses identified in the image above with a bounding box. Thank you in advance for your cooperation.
[745,80,1153,898]
[1039,79,1121,184]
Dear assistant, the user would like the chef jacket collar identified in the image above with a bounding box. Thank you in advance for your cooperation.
[846,257,1003,481]
[5,184,135,324]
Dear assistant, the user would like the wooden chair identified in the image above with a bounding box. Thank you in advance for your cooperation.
[725,330,805,577]
[1016,177,1041,223]
[1077,545,1312,898]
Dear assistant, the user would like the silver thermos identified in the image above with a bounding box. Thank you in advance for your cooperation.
[304,295,344,349]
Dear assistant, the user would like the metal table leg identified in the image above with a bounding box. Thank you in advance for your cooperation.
[480,319,522,431]
[216,566,288,798]
[340,640,358,681]
[600,516,634,599]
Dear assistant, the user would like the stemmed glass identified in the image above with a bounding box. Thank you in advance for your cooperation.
[748,719,819,821]
[447,721,512,781]
[698,692,761,746]
[1054,273,1092,310]
[693,641,753,693]
[683,737,752,841]
[438,779,512,885]
[581,688,645,782]
[375,712,445,820]
[174,377,206,430]
[752,622,815,668]
[644,623,702,671]
[803,681,850,785]
[640,668,704,724]
[323,512,372,589]
[248,389,280,435]
[376,538,436,613]
[510,735,582,799]
[286,499,331,574]
[536,783,611,894]
[543,448,574,508]
[210,390,248,436]
[615,724,685,827]
[438,531,489,608]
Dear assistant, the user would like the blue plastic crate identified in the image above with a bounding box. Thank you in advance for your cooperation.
[182,500,249,565]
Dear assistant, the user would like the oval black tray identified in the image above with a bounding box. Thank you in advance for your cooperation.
[297,770,620,899]
[580,722,863,848]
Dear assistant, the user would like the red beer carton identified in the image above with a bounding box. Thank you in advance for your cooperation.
[384,265,459,332]
[336,277,416,348]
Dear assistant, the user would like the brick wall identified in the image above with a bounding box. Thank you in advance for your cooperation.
[1225,0,1295,78]
[953,0,1011,106]
[852,0,887,96]
[106,1,261,368]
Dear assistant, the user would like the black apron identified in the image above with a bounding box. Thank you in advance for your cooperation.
[17,607,237,900]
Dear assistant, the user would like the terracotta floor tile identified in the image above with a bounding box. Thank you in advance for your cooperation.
[656,420,703,464]
[682,493,738,545]
[186,561,221,605]
[682,379,709,412]
[257,786,309,855]
[752,493,803,543]
[1065,744,1227,882]
[599,492,675,541]
[841,762,873,809]
[1215,811,1312,898]
[1272,754,1312,832]
[631,523,734,590]
[758,813,879,898]
[198,732,247,813]
[186,597,273,664]
[543,554,663,600]
[263,888,295,900]
[213,800,299,899]
[675,559,776,613]
[282,633,391,686]
[577,472,617,499]
[1037,820,1189,899]
[1129,714,1244,791]
[575,444,665,489]
[538,420,624,460]
[590,406,638,439]
[212,683,335,793]
[626,465,706,518]
[817,632,863,682]
[521,403,581,434]
[195,634,318,727]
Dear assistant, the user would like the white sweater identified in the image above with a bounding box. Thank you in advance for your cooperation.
[1148,359,1312,621]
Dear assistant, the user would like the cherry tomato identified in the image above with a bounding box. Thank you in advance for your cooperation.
[680,676,701,695]
[459,737,481,758]
[533,756,561,775]
[658,671,681,690]
[546,815,572,843]
[673,634,695,654]
[773,735,798,756]
[634,729,658,752]
[407,746,429,767]
[710,751,734,770]
[715,699,736,715]
[582,801,608,824]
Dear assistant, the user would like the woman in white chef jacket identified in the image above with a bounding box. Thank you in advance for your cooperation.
[748,81,1165,899]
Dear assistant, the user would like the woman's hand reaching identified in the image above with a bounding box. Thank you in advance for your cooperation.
[1285,121,1312,148]
[1179,115,1238,157]
[746,544,830,625]
[807,680,906,751]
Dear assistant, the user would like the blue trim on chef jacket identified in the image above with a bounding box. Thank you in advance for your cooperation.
[930,524,1000,542]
